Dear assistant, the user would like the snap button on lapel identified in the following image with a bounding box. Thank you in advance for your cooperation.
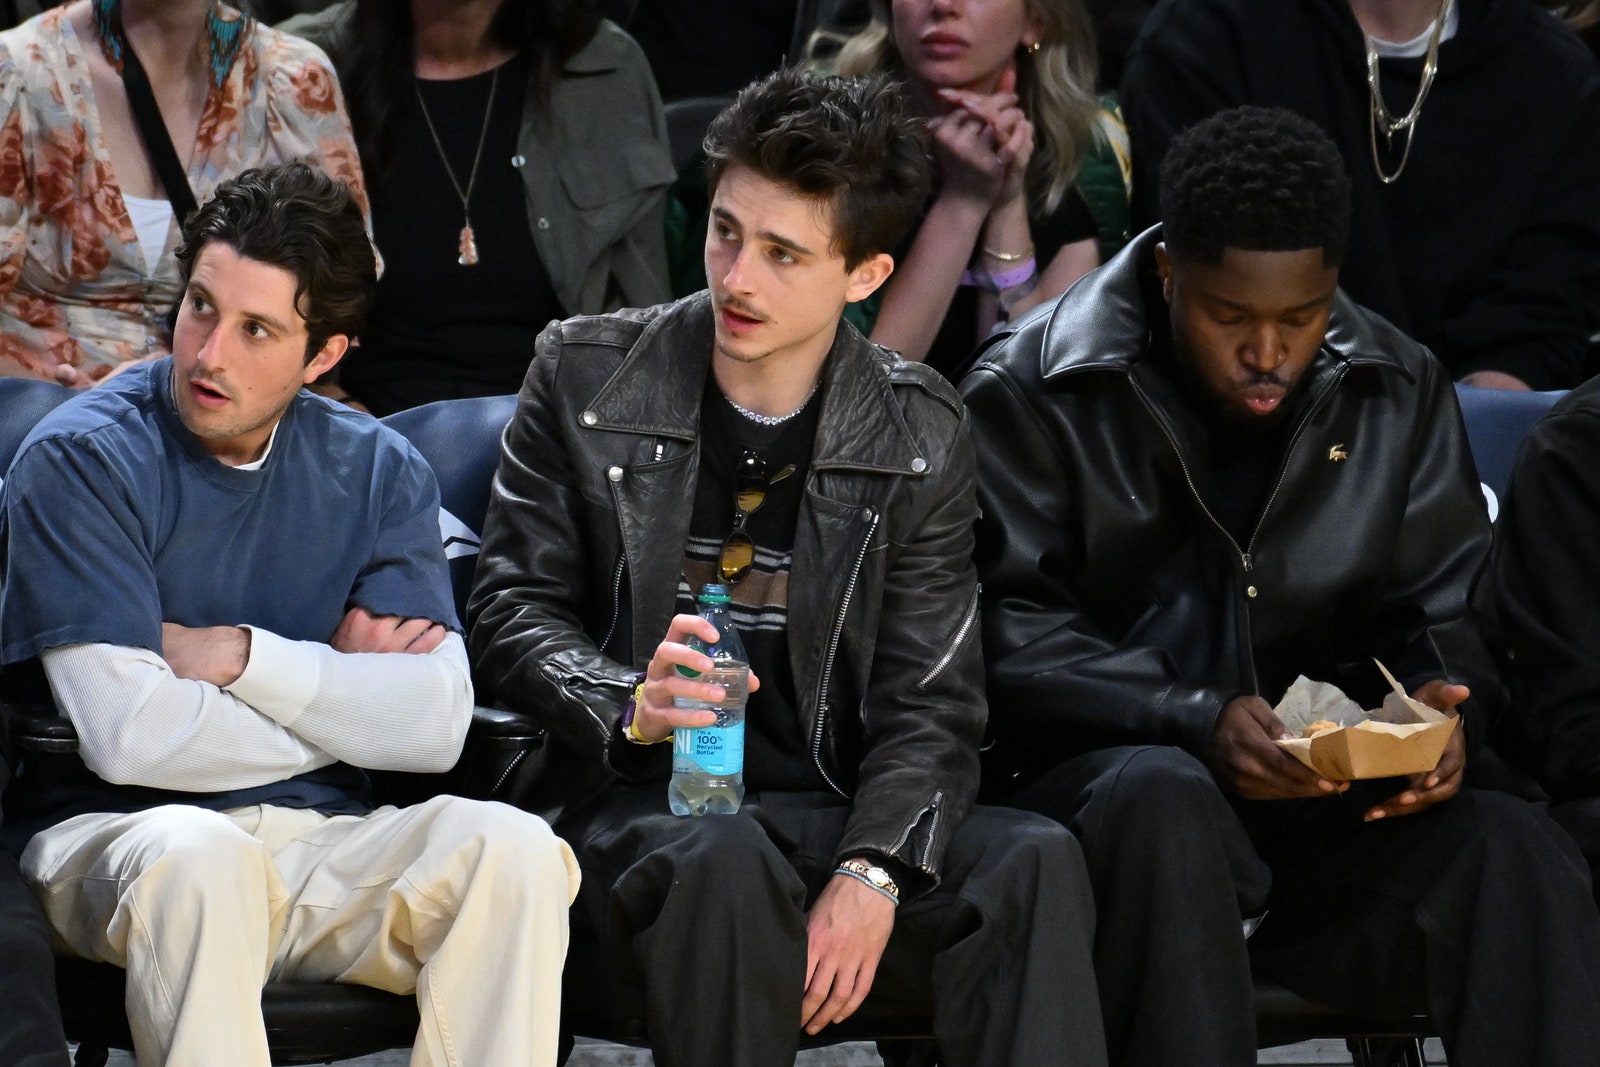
[581,410,598,426]
[607,466,623,483]
[911,457,928,473]
[1328,443,1349,462]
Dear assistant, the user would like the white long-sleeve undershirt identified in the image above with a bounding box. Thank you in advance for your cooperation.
[41,628,473,793]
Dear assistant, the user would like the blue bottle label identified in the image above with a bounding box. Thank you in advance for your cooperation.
[674,721,745,776]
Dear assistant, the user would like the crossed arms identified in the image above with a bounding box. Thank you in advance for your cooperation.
[42,607,472,791]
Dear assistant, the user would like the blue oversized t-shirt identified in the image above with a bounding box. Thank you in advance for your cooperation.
[0,358,458,836]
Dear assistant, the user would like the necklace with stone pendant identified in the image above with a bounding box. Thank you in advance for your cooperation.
[414,67,500,265]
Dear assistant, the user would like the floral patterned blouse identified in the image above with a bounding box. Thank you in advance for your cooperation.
[0,7,368,383]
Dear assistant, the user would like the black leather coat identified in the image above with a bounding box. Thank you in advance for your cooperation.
[962,230,1499,788]
[469,293,985,887]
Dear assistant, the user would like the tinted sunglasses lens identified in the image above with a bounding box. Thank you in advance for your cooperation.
[719,529,755,584]
[736,484,766,514]
[736,451,767,515]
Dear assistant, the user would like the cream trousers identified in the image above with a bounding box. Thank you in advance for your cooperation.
[21,795,580,1067]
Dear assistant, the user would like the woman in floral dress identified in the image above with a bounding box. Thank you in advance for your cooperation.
[0,0,366,386]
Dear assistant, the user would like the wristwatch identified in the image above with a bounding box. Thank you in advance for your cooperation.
[836,858,900,903]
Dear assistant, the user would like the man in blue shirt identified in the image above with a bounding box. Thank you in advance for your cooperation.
[1,162,578,1067]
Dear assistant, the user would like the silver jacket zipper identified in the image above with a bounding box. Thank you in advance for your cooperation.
[812,507,879,797]
[1129,365,1348,692]
[539,660,624,743]
[917,585,981,691]
[885,790,945,875]
[597,554,626,655]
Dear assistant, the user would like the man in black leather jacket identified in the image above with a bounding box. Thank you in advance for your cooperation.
[469,70,1106,1067]
[965,106,1600,1067]
[1494,376,1600,905]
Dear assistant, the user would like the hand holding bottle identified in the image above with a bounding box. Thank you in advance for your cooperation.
[633,613,743,745]
[669,584,754,816]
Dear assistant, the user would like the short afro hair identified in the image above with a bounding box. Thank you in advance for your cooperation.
[1159,105,1351,267]
[704,67,932,270]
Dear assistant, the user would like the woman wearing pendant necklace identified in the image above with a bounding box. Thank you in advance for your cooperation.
[1122,0,1600,391]
[0,0,366,386]
[282,0,675,415]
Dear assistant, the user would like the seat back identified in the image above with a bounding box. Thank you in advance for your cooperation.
[380,394,519,625]
[1452,384,1565,522]
[790,0,863,59]
[664,95,733,173]
[0,378,74,475]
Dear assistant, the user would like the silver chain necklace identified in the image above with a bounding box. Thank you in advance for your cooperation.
[1363,0,1449,184]
[414,67,499,265]
[722,379,821,426]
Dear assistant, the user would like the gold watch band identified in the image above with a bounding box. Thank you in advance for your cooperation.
[836,858,900,902]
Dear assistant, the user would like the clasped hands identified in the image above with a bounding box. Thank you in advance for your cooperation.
[161,606,446,687]
[1208,680,1469,822]
[927,67,1034,213]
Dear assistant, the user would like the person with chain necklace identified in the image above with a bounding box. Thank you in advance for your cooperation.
[281,0,676,415]
[1120,0,1600,391]
[0,0,366,387]
[469,70,1108,1067]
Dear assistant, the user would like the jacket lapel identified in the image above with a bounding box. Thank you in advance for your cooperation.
[583,297,712,659]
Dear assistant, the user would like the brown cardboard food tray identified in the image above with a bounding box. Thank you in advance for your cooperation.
[1272,661,1458,781]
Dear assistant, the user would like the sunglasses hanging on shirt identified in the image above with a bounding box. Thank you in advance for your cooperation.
[718,449,794,584]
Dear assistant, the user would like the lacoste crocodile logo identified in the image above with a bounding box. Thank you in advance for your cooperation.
[1328,444,1349,462]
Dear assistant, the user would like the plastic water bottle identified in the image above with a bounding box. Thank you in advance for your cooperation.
[669,583,749,816]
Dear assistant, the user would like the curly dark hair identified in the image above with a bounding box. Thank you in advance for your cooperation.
[1160,105,1351,267]
[703,67,932,270]
[175,162,376,362]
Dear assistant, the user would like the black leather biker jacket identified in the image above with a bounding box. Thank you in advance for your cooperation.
[469,293,985,888]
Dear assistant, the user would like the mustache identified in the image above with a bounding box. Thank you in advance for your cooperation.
[1242,371,1290,389]
[719,294,764,319]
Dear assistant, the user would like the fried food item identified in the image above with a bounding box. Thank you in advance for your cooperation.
[1302,719,1340,738]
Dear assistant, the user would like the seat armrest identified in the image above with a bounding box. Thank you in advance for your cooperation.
[450,704,543,803]
[9,713,79,755]
[2,682,79,756]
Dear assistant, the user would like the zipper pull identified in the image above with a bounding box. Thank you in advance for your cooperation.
[1242,552,1253,572]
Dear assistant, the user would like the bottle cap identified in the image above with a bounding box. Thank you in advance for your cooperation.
[697,583,731,604]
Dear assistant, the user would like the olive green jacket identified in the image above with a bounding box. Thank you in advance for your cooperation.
[280,3,675,315]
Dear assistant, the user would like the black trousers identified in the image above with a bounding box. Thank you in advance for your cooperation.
[555,785,1108,1067]
[0,849,69,1067]
[1546,797,1600,908]
[1009,745,1600,1067]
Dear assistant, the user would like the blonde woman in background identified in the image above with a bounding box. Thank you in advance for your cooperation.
[819,0,1124,378]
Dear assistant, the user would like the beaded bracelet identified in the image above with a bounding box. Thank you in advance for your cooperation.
[835,867,899,904]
